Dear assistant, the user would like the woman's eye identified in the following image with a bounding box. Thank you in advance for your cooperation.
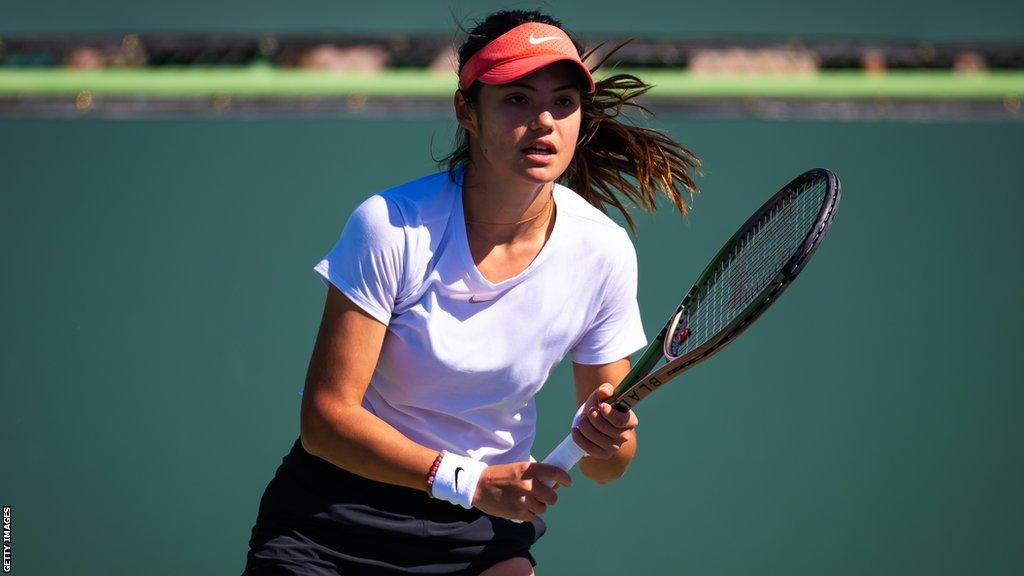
[557,97,576,107]
[507,94,527,104]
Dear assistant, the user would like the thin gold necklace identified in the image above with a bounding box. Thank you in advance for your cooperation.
[465,194,553,226]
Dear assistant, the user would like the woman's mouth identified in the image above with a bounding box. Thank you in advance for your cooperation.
[522,143,557,161]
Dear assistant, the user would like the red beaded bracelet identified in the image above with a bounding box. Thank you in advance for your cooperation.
[426,450,445,497]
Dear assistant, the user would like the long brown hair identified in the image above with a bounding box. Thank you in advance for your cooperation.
[443,10,702,231]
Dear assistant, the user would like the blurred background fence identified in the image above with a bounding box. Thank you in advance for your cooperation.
[2,0,1023,119]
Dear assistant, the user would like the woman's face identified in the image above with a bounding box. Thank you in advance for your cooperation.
[459,61,583,187]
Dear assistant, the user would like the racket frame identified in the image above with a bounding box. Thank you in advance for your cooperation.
[607,168,842,410]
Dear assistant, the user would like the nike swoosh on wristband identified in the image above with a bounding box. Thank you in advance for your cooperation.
[528,34,562,45]
[455,467,465,492]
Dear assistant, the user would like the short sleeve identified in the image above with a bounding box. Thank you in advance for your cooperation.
[570,231,647,365]
[313,195,405,326]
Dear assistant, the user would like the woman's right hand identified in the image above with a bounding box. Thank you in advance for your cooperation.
[472,462,573,521]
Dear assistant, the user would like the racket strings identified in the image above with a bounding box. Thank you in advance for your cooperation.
[670,178,828,357]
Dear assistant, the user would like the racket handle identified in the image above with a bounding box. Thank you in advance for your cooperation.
[507,433,587,524]
[540,433,587,483]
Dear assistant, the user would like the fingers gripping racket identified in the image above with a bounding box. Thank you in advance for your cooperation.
[541,168,842,474]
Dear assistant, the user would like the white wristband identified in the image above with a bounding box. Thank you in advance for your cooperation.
[431,452,487,509]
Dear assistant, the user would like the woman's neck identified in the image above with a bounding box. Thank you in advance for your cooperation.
[461,163,555,245]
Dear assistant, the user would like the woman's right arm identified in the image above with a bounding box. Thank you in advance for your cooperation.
[300,283,439,491]
[299,284,572,519]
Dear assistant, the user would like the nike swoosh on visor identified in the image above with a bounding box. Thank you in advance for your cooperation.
[528,34,562,44]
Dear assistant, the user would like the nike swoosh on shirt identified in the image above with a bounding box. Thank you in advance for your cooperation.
[529,34,562,45]
[468,295,488,304]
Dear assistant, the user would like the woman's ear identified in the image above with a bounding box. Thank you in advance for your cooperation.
[454,91,478,137]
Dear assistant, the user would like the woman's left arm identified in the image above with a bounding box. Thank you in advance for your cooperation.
[571,359,639,484]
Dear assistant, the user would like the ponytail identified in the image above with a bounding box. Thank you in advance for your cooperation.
[563,46,701,230]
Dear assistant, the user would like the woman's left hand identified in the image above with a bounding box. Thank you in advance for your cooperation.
[571,383,638,459]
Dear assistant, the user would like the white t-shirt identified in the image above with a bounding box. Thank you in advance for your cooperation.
[314,169,646,465]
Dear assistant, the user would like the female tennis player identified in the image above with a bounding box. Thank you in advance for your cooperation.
[243,9,700,576]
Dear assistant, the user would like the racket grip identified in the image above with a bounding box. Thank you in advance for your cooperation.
[540,433,587,482]
[508,433,587,523]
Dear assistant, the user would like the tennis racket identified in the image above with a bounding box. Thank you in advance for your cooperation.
[541,167,842,474]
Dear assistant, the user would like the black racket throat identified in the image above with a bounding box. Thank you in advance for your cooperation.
[609,168,841,411]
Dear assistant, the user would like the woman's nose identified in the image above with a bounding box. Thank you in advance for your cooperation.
[532,110,555,130]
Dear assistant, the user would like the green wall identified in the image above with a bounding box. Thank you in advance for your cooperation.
[2,0,1022,40]
[2,116,1022,574]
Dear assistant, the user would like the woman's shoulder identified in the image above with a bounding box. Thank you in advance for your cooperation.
[554,183,632,242]
[354,170,460,230]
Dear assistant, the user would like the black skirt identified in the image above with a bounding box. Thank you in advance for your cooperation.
[242,438,546,575]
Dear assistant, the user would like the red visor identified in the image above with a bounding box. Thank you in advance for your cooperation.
[458,22,596,94]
